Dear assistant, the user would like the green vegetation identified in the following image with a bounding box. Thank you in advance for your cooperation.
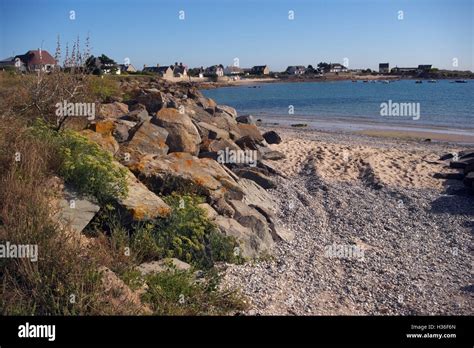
[0,119,114,315]
[0,71,246,316]
[141,269,247,315]
[30,120,128,203]
[87,75,121,101]
[133,194,242,268]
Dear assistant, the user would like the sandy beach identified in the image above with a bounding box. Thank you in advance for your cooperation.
[223,126,474,315]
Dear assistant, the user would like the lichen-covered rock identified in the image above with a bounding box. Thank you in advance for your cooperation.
[90,119,115,135]
[99,102,129,119]
[129,152,244,202]
[116,166,171,221]
[153,108,201,155]
[123,120,169,161]
[197,121,229,140]
[80,129,120,155]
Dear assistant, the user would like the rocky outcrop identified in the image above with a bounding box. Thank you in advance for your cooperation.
[436,150,474,190]
[153,108,201,155]
[81,78,291,259]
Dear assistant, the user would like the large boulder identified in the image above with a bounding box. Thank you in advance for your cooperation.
[214,215,272,258]
[129,152,244,203]
[99,102,129,119]
[153,108,201,155]
[237,124,264,143]
[239,178,276,213]
[121,108,151,123]
[228,199,274,250]
[136,89,166,113]
[113,119,137,143]
[262,130,282,144]
[56,186,100,235]
[123,120,169,161]
[216,105,237,118]
[115,166,171,221]
[186,104,241,139]
[257,145,286,160]
[197,122,229,140]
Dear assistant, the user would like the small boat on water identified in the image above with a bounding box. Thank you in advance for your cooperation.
[428,79,437,83]
[455,80,467,83]
[351,80,357,83]
[362,80,369,83]
[415,80,423,84]
[381,80,390,84]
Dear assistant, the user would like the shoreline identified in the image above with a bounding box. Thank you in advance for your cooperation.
[259,117,474,145]
[197,75,474,89]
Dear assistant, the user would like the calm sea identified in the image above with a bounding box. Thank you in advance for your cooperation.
[202,80,474,131]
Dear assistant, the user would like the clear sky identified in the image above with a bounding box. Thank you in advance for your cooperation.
[0,0,472,71]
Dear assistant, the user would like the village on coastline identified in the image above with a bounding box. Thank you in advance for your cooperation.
[1,48,473,84]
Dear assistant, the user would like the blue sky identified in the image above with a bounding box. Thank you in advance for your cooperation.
[0,0,472,71]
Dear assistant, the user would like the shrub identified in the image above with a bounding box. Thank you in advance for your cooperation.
[0,117,113,315]
[131,194,242,268]
[86,75,120,101]
[30,120,128,203]
[141,269,248,315]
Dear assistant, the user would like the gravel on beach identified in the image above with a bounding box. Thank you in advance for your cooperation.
[222,128,474,315]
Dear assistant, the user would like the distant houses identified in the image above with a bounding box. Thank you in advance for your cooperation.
[250,65,270,75]
[224,65,244,76]
[172,62,188,78]
[329,63,348,73]
[143,65,174,78]
[391,65,432,75]
[0,49,56,72]
[379,63,389,74]
[119,64,137,74]
[204,65,224,77]
[286,65,306,75]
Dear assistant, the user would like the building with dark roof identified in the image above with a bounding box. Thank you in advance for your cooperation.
[250,65,270,75]
[14,49,56,72]
[379,63,389,74]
